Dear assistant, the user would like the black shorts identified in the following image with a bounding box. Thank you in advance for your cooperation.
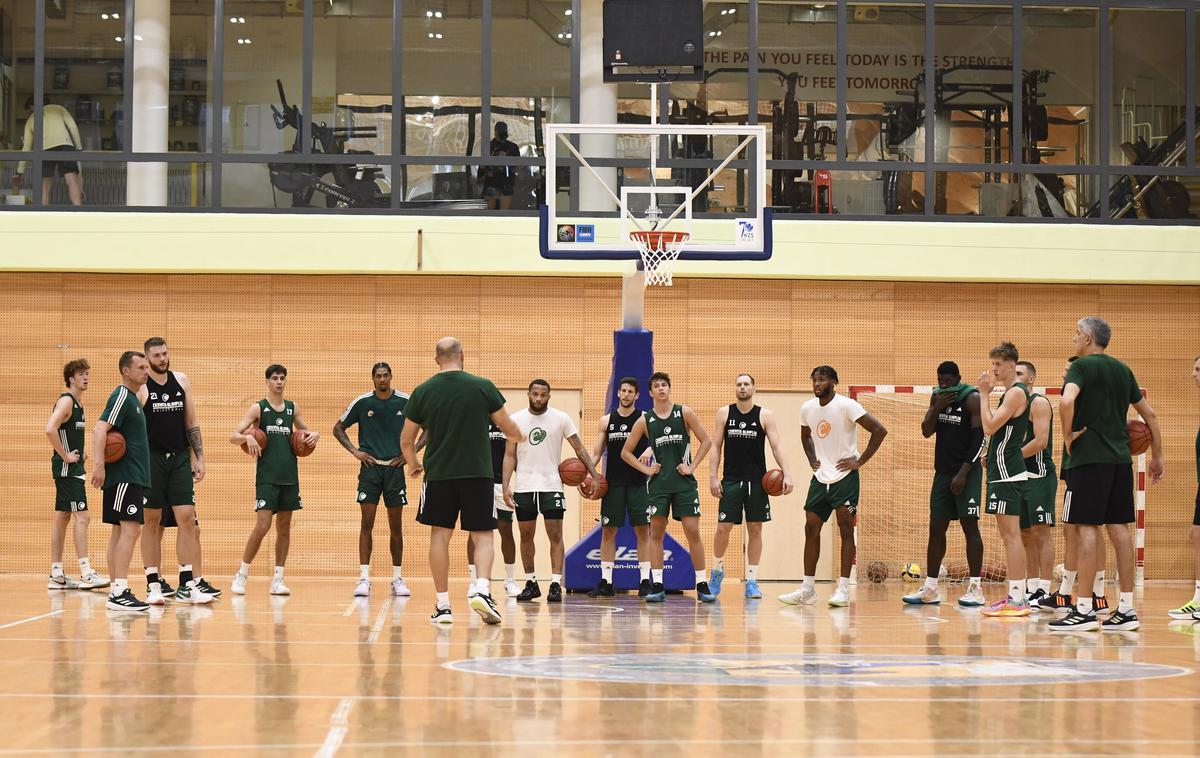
[102,483,146,525]
[1193,487,1200,527]
[43,145,81,178]
[417,477,496,531]
[157,502,199,529]
[1062,463,1134,526]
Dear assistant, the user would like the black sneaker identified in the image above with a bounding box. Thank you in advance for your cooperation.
[106,589,150,612]
[469,593,502,625]
[158,577,176,596]
[196,578,222,598]
[516,580,541,602]
[429,605,453,624]
[638,579,652,598]
[1036,591,1073,614]
[1092,594,1110,617]
[1048,608,1099,632]
[547,582,563,602]
[587,579,615,598]
[1102,609,1140,631]
[1026,588,1048,607]
[644,582,666,602]
[696,581,716,603]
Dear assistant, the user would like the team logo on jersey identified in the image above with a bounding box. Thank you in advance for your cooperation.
[620,425,627,431]
[816,420,832,438]
[127,504,138,515]
[530,427,547,445]
[367,410,375,417]
[663,426,671,434]
[739,422,746,429]
[358,492,367,501]
[719,512,726,521]
[602,516,610,525]
[255,499,267,510]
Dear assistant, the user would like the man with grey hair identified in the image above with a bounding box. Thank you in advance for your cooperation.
[402,338,523,625]
[1050,317,1164,633]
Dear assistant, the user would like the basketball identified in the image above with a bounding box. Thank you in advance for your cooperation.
[559,457,588,486]
[1127,418,1151,455]
[901,562,922,582]
[982,561,1007,582]
[761,468,785,496]
[241,427,267,455]
[866,561,888,583]
[580,473,608,500]
[292,430,316,457]
[946,560,969,581]
[104,431,126,463]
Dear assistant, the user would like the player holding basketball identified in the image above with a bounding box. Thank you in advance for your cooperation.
[780,366,887,608]
[1015,361,1057,608]
[1168,355,1200,621]
[138,338,216,605]
[91,351,152,611]
[333,362,412,598]
[905,361,985,607]
[620,371,716,603]
[45,358,107,590]
[465,419,521,598]
[709,374,793,599]
[1050,317,1163,632]
[506,379,599,602]
[229,365,319,597]
[588,377,652,598]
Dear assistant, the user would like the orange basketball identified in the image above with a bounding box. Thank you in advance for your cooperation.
[982,561,1007,583]
[580,474,608,500]
[761,468,785,496]
[559,457,588,486]
[865,560,888,583]
[1127,418,1151,455]
[241,427,267,455]
[945,560,969,581]
[104,431,126,463]
[291,430,316,457]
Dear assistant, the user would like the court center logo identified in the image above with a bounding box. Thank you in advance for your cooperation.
[529,427,547,445]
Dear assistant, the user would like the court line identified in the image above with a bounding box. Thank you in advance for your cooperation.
[314,597,393,758]
[2,692,1199,703]
[0,610,63,630]
[341,600,361,617]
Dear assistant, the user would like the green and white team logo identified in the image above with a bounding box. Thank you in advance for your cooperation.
[358,492,367,502]
[529,427,547,445]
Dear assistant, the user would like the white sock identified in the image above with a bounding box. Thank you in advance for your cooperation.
[274,566,284,580]
[651,569,663,584]
[747,565,758,581]
[837,576,849,589]
[525,571,537,582]
[924,577,938,591]
[601,562,614,582]
[1093,570,1105,596]
[473,577,490,595]
[78,557,91,573]
[239,562,251,577]
[50,562,64,576]
[360,564,370,580]
[695,569,706,584]
[1076,595,1094,615]
[112,578,128,595]
[504,563,515,581]
[145,566,158,578]
[639,561,651,581]
[714,557,725,570]
[1060,569,1076,596]
[1118,592,1134,614]
[468,564,478,582]
[436,591,450,609]
[392,566,403,581]
[1008,579,1025,599]
[802,575,815,592]
[968,576,981,589]
[1193,580,1200,604]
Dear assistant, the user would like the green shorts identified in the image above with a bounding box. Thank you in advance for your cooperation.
[147,449,195,509]
[718,479,771,524]
[54,477,88,513]
[255,483,303,513]
[600,484,650,527]
[514,491,565,522]
[985,479,1027,518]
[357,463,407,507]
[647,485,701,521]
[929,468,982,521]
[804,471,859,523]
[1021,472,1057,528]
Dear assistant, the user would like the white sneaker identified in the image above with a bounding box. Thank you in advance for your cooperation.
[269,578,291,596]
[354,578,371,597]
[178,584,217,605]
[902,586,941,605]
[230,572,247,596]
[779,587,818,606]
[957,585,986,607]
[146,582,167,606]
[469,593,503,625]
[504,578,521,598]
[391,578,411,597]
[47,574,78,590]
[828,586,851,607]
[78,571,110,590]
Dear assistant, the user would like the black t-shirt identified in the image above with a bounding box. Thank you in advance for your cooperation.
[484,138,520,186]
[489,421,507,484]
[933,390,979,474]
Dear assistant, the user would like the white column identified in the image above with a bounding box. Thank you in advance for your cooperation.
[127,0,170,206]
[579,0,618,213]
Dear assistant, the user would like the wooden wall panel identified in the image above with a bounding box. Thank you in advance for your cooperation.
[2,273,1197,580]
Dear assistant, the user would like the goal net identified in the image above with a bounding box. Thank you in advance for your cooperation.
[848,386,1146,587]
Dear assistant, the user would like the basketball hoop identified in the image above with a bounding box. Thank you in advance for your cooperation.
[630,230,689,287]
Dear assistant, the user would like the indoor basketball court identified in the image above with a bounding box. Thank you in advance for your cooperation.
[2,0,1200,755]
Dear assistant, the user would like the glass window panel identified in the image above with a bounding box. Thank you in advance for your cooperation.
[934,5,1013,166]
[222,6,301,154]
[934,170,1096,218]
[403,1,482,157]
[1105,171,1192,221]
[314,4,392,158]
[224,158,390,210]
[758,1,836,162]
[769,167,925,215]
[0,4,34,157]
[166,4,214,153]
[1110,9,1186,169]
[847,3,925,163]
[1024,6,1098,167]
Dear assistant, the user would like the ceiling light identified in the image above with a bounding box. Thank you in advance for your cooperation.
[134,34,143,41]
[101,13,109,19]
[432,95,440,104]
[434,10,443,18]
[813,3,826,7]
[114,36,123,42]
[564,8,572,15]
[112,12,119,19]
[428,32,434,37]
[426,10,433,16]
[435,33,443,38]
[565,32,572,38]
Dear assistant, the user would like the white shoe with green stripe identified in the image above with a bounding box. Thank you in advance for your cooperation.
[1167,600,1199,620]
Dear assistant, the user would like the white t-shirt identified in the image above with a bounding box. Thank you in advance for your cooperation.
[511,407,578,492]
[800,394,867,484]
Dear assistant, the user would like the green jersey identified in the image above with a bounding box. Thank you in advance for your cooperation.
[257,399,298,485]
[405,370,506,482]
[644,404,695,494]
[101,385,150,487]
[339,390,408,460]
[1023,393,1056,477]
[1062,353,1142,469]
[987,382,1030,483]
[52,392,86,478]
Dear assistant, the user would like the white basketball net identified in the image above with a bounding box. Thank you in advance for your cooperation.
[630,230,690,287]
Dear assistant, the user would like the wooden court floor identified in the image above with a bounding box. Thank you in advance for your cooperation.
[1,576,1198,757]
